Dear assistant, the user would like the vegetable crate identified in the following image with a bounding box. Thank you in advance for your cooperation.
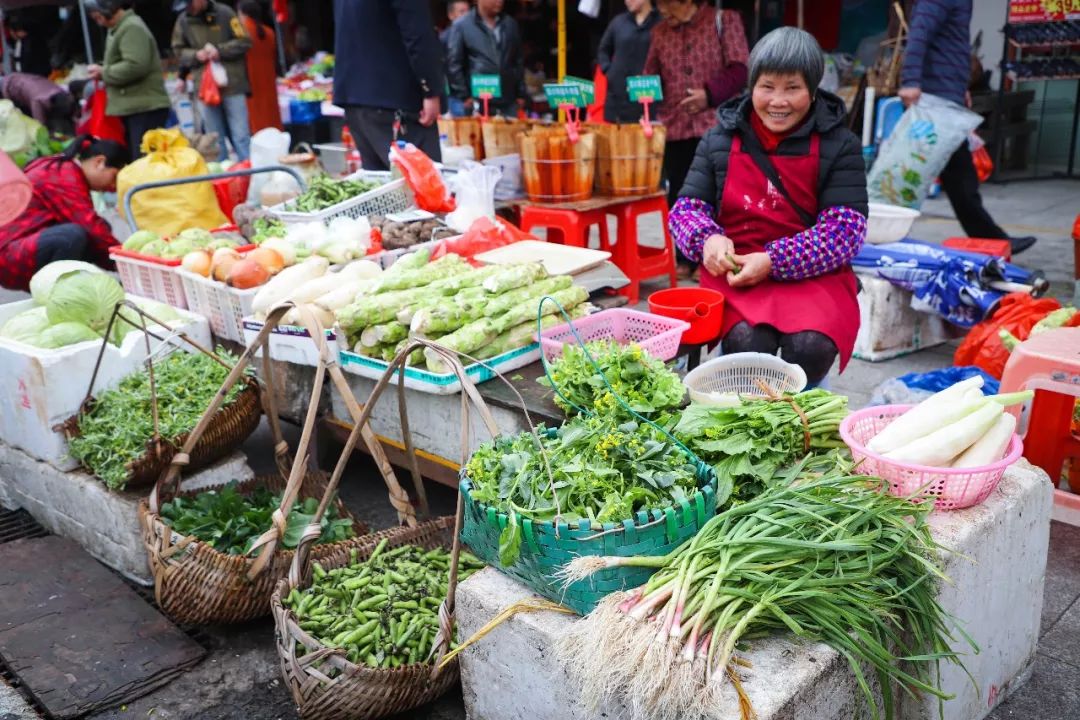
[459,456,719,615]
[241,317,337,367]
[338,343,540,395]
[539,308,689,362]
[109,248,190,310]
[269,175,413,226]
[178,269,258,343]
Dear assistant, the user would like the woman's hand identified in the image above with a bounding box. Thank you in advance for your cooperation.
[87,64,102,80]
[679,87,708,114]
[702,234,735,276]
[727,252,772,287]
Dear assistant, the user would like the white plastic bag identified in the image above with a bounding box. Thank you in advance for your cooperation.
[209,60,229,88]
[445,161,502,233]
[248,127,294,205]
[867,93,982,209]
[577,0,601,18]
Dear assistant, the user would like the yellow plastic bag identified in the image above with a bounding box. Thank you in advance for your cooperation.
[117,128,227,236]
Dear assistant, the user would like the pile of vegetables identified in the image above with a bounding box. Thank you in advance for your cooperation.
[674,389,849,505]
[558,465,973,720]
[251,255,382,326]
[0,261,182,350]
[121,227,242,259]
[466,413,702,565]
[866,376,1028,468]
[369,214,448,251]
[336,251,589,371]
[160,482,355,554]
[68,349,248,490]
[538,340,685,420]
[282,540,484,669]
[285,174,383,213]
[0,99,66,167]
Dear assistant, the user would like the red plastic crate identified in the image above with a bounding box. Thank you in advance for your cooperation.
[942,237,1011,262]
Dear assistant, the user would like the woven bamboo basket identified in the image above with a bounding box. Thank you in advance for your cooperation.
[518,125,596,203]
[140,304,409,626]
[481,117,533,159]
[271,340,499,720]
[437,117,484,161]
[588,122,666,196]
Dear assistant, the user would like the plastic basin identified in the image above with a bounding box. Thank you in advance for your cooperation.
[647,287,725,345]
[866,202,921,245]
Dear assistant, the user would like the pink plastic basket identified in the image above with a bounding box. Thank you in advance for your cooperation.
[538,308,690,362]
[840,404,1024,511]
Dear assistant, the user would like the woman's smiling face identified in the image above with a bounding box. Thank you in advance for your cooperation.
[751,72,812,134]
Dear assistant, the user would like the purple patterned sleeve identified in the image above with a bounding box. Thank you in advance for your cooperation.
[668,197,723,263]
[764,206,867,281]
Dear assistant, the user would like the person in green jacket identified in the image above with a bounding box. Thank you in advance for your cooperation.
[85,0,170,159]
[171,0,253,161]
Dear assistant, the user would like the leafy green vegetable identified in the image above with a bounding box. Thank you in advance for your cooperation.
[68,349,250,490]
[252,216,287,244]
[0,306,51,344]
[160,482,354,555]
[29,261,104,304]
[123,230,160,252]
[538,340,685,420]
[45,272,125,334]
[32,321,100,348]
[466,414,702,565]
[289,174,382,212]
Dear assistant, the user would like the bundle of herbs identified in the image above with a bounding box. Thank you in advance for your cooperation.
[160,482,355,555]
[674,389,849,505]
[557,465,973,720]
[537,340,685,419]
[465,413,703,565]
[68,349,249,490]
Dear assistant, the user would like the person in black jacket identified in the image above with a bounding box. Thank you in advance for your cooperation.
[597,0,659,123]
[333,0,443,170]
[668,27,867,385]
[446,0,526,116]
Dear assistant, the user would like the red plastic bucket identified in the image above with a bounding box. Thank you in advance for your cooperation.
[647,287,725,344]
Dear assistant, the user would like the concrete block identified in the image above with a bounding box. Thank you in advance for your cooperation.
[853,274,960,363]
[457,461,1052,720]
[0,443,253,584]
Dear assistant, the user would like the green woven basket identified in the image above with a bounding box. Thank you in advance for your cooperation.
[459,434,718,615]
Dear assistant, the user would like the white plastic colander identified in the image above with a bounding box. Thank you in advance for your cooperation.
[684,353,808,406]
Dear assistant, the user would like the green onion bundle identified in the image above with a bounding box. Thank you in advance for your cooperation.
[557,467,974,720]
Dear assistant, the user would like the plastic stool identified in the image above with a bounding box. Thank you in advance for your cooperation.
[999,327,1080,492]
[606,196,677,304]
[942,237,1012,261]
[518,205,611,251]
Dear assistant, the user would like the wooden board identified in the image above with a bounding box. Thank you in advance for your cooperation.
[0,536,205,718]
[475,240,611,276]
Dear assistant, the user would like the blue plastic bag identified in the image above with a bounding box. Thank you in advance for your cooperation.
[897,366,1000,395]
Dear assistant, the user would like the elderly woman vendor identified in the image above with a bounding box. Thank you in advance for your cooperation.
[669,27,867,385]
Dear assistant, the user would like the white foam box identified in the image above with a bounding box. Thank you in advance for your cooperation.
[0,299,212,471]
[854,273,960,362]
[241,315,338,367]
[457,461,1053,720]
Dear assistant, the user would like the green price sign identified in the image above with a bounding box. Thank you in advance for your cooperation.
[544,83,586,109]
[562,75,596,104]
[627,75,663,103]
[471,74,502,99]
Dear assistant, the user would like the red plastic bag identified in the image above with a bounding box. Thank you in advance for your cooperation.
[199,67,221,107]
[76,81,126,146]
[953,292,1061,378]
[390,142,455,213]
[430,216,536,265]
[973,145,993,183]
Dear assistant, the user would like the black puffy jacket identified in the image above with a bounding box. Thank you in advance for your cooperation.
[679,91,868,218]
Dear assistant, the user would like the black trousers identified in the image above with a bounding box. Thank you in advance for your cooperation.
[663,138,701,207]
[123,108,170,160]
[939,143,1007,240]
[722,321,838,386]
[344,106,441,172]
[35,224,89,267]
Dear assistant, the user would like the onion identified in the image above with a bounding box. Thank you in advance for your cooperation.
[260,237,296,266]
[180,250,211,277]
[248,246,286,275]
[211,248,242,283]
[226,259,271,289]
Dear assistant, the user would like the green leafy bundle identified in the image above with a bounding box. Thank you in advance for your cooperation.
[674,389,849,505]
[466,414,701,565]
[291,175,382,212]
[160,482,354,555]
[67,350,249,490]
[538,340,685,419]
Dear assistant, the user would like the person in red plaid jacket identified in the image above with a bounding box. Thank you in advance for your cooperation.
[0,135,127,291]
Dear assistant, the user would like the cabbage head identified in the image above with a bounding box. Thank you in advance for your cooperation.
[32,322,101,349]
[29,261,104,305]
[161,237,196,259]
[176,228,214,247]
[45,272,125,333]
[0,306,51,344]
[123,230,160,252]
[139,240,168,257]
[109,298,185,347]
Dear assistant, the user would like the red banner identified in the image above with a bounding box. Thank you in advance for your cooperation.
[1009,0,1080,23]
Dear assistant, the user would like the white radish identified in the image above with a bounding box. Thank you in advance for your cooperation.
[313,279,376,312]
[252,256,329,316]
[951,413,1017,468]
[885,401,1004,468]
[867,376,985,454]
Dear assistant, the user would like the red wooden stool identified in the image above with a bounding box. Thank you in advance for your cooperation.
[518,205,611,250]
[606,196,677,304]
[942,237,1012,261]
[999,327,1080,493]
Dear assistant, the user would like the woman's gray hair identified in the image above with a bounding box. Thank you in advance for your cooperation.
[748,27,825,94]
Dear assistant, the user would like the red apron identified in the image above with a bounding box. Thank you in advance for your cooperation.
[700,134,860,369]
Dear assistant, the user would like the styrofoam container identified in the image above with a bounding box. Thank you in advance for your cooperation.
[241,316,337,367]
[0,299,211,470]
[866,202,921,244]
